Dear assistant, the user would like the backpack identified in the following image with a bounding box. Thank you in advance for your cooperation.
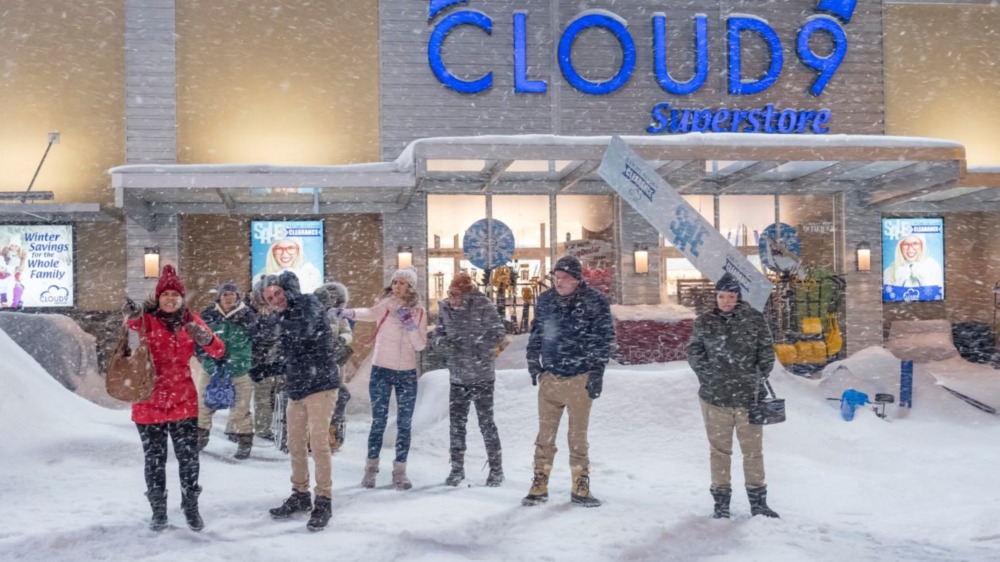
[204,361,236,410]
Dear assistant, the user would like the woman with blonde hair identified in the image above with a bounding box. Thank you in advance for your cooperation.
[883,234,943,288]
[252,238,322,293]
[336,267,427,490]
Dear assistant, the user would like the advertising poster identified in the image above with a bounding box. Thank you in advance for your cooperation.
[881,217,945,302]
[0,224,74,308]
[250,220,324,293]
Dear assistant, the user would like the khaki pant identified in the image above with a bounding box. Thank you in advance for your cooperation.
[533,373,593,474]
[196,371,254,436]
[253,377,277,437]
[287,389,337,498]
[700,398,765,489]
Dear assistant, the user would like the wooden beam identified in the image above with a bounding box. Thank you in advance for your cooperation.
[662,160,705,189]
[789,161,868,189]
[560,161,600,192]
[716,160,784,189]
[481,159,514,192]
[215,188,236,212]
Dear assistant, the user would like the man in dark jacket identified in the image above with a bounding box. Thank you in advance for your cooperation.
[523,255,614,508]
[432,272,507,487]
[260,271,340,532]
[686,272,779,519]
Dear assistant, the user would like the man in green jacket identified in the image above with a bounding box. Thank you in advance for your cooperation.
[686,273,779,519]
[197,282,257,459]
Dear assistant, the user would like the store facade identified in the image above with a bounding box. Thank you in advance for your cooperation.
[3,0,1000,360]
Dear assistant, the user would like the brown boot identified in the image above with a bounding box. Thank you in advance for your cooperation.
[361,458,379,488]
[328,425,342,454]
[570,466,601,507]
[392,461,412,490]
[234,434,253,460]
[521,465,551,506]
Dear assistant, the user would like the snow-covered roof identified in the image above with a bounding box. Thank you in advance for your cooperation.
[106,133,992,223]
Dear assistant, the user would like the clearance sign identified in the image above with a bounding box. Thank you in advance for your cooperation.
[424,0,860,135]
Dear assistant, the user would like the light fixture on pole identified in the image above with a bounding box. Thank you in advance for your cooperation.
[856,241,871,272]
[397,245,413,269]
[144,247,160,278]
[634,244,649,275]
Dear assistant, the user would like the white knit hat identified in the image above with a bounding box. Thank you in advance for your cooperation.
[391,266,418,288]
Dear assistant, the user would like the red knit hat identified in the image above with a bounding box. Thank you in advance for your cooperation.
[155,264,185,298]
[450,272,474,294]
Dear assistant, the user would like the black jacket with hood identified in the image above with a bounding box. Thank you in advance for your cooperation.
[274,271,340,400]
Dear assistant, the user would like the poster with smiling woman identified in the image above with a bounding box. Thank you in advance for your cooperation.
[250,221,324,294]
[881,217,944,303]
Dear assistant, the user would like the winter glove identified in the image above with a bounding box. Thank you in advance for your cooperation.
[528,359,542,386]
[186,322,215,346]
[395,306,418,332]
[121,298,141,320]
[330,307,355,322]
[586,369,604,400]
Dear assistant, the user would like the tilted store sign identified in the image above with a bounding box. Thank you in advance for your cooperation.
[425,0,858,135]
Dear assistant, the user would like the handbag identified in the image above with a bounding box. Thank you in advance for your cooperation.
[105,316,156,403]
[748,375,786,425]
[204,361,236,410]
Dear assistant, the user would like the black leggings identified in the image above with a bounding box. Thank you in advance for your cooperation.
[136,417,200,496]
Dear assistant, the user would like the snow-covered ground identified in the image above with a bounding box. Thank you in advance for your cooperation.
[3,326,1000,562]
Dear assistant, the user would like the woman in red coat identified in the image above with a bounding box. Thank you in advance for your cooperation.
[124,265,224,531]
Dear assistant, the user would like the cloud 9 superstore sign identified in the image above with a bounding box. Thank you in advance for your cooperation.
[425,0,859,135]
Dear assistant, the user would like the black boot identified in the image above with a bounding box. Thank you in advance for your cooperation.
[269,490,312,519]
[445,453,464,487]
[181,486,204,531]
[747,486,780,518]
[710,487,731,519]
[196,428,210,452]
[234,434,253,460]
[485,450,504,487]
[146,490,168,531]
[306,495,332,532]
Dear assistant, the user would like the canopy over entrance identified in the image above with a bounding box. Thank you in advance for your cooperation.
[107,134,1000,229]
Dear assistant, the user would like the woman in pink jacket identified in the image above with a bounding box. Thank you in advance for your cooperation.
[122,265,225,531]
[339,266,427,490]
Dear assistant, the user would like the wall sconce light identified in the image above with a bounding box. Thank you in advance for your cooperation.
[143,247,160,278]
[397,245,413,269]
[856,241,871,272]
[634,244,649,275]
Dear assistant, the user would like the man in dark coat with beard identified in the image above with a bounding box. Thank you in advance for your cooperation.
[522,255,614,508]
[687,272,779,519]
[260,271,340,532]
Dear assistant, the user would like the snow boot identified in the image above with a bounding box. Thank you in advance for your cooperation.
[269,490,312,519]
[445,453,464,486]
[521,466,550,506]
[392,461,413,490]
[234,434,253,460]
[328,422,345,454]
[710,486,731,519]
[196,428,210,452]
[361,458,379,488]
[181,486,204,531]
[306,495,332,532]
[146,490,168,531]
[485,450,504,487]
[747,486,780,518]
[570,466,601,508]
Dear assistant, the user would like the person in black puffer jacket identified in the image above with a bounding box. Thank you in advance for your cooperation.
[523,255,614,508]
[687,273,779,520]
[260,271,340,532]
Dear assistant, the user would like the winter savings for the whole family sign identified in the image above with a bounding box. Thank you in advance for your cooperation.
[424,0,859,135]
[599,136,773,311]
[0,224,74,308]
